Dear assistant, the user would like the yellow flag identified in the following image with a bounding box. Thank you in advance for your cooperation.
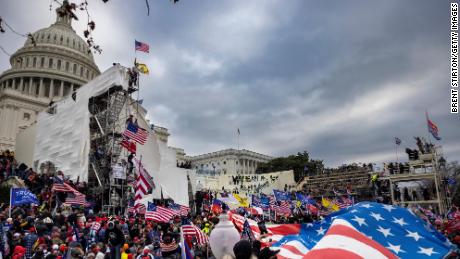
[321,197,331,208]
[136,63,149,74]
[331,203,340,211]
[296,200,301,208]
[233,193,249,207]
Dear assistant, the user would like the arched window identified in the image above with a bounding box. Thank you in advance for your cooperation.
[73,64,77,74]
[57,60,61,70]
[80,67,83,76]
[65,62,69,72]
[40,57,45,68]
[33,57,37,67]
[26,57,29,67]
[49,58,53,68]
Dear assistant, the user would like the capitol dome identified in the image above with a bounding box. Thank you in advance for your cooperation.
[0,2,101,150]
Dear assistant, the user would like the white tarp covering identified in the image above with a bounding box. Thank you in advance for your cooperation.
[34,65,129,182]
[134,115,189,206]
[32,64,189,206]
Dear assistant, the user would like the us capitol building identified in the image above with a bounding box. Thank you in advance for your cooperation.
[0,4,100,151]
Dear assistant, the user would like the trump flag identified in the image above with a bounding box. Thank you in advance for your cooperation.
[11,188,40,206]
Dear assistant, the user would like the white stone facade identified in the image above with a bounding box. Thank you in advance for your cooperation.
[190,170,296,196]
[187,148,273,175]
[0,4,100,151]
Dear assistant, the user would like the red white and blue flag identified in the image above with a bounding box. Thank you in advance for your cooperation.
[145,202,176,222]
[271,202,453,259]
[426,111,441,141]
[169,203,190,217]
[123,122,148,145]
[135,40,149,53]
[181,224,209,245]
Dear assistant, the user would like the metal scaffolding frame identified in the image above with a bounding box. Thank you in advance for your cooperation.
[87,84,131,214]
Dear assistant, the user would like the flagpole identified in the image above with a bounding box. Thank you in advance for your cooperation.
[9,187,12,218]
[237,129,240,151]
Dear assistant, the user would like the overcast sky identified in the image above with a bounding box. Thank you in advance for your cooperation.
[0,0,458,167]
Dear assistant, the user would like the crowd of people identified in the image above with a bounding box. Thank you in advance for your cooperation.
[2,149,460,259]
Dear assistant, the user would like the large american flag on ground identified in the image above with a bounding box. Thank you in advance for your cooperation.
[123,122,148,145]
[145,203,176,222]
[182,224,209,245]
[304,219,397,259]
[228,211,301,247]
[272,202,453,259]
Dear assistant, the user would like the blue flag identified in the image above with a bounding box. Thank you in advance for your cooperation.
[273,190,291,201]
[273,202,453,258]
[11,188,40,206]
[147,202,156,211]
[295,192,316,205]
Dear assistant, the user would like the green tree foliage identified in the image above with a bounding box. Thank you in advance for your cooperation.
[256,151,324,182]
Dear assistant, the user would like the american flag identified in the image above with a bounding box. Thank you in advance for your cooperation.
[305,219,397,258]
[272,201,291,216]
[64,194,89,207]
[134,158,155,189]
[228,211,301,246]
[426,112,441,141]
[169,203,190,217]
[145,203,175,222]
[123,122,148,145]
[182,225,209,245]
[135,40,149,53]
[272,202,454,259]
[229,212,260,238]
[134,160,154,211]
[52,183,83,196]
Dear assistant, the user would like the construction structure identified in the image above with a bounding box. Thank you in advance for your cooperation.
[296,164,374,200]
[88,83,132,214]
[381,138,449,214]
[15,64,190,211]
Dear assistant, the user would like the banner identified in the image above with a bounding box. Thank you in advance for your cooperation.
[112,165,126,179]
[11,188,40,206]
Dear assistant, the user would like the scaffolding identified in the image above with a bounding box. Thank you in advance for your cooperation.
[87,84,133,214]
[381,145,449,215]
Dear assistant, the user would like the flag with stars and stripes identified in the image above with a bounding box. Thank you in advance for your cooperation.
[272,202,453,259]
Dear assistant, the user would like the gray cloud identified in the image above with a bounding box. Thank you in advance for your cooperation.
[1,0,458,167]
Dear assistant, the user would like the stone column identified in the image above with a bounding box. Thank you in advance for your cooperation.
[19,77,24,92]
[28,78,33,95]
[39,78,44,97]
[0,106,8,136]
[244,159,248,174]
[60,80,64,97]
[12,78,16,90]
[50,79,54,99]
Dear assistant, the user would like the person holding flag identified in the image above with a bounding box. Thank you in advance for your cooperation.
[10,188,40,217]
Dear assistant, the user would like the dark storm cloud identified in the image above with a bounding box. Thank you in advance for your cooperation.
[1,0,458,166]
